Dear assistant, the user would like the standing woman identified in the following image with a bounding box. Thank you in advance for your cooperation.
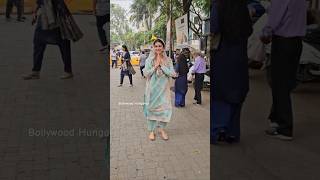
[174,48,189,107]
[211,0,252,144]
[143,39,177,141]
[118,45,133,87]
[23,0,83,80]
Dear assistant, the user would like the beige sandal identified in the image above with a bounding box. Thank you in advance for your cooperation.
[149,132,155,141]
[159,129,169,141]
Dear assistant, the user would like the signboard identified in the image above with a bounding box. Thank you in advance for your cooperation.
[175,13,189,45]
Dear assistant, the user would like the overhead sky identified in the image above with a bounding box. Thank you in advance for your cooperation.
[110,0,133,12]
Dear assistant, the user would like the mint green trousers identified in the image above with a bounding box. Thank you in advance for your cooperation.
[147,120,167,132]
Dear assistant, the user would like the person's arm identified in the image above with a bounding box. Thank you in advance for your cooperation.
[262,0,289,38]
[32,0,41,25]
[192,57,200,74]
[143,58,156,78]
[93,0,97,15]
[160,59,177,77]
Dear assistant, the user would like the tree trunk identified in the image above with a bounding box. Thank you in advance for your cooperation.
[182,0,192,14]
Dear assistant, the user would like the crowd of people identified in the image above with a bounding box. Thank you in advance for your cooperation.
[211,0,307,144]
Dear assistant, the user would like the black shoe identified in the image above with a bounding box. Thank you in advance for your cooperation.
[217,131,226,142]
[23,71,40,80]
[265,128,293,141]
[226,136,239,144]
[17,18,24,22]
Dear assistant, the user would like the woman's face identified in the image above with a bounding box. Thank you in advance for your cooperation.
[154,42,164,55]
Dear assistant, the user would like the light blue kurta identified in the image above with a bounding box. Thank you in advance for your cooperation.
[143,56,176,123]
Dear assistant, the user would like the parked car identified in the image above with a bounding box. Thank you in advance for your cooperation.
[130,51,140,66]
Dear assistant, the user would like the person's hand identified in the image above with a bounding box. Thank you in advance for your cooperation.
[260,35,272,44]
[173,72,178,78]
[31,13,37,25]
[154,60,160,68]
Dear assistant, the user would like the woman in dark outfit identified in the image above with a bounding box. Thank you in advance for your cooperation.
[211,0,252,144]
[118,45,133,87]
[174,49,189,107]
[23,0,83,80]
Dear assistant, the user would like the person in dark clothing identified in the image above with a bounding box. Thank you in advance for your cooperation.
[174,49,190,107]
[191,51,206,105]
[93,0,109,52]
[211,0,253,144]
[261,0,306,141]
[139,51,147,78]
[23,0,83,80]
[118,45,133,87]
[6,0,23,22]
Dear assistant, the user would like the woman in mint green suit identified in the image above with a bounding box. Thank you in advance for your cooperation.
[143,39,177,141]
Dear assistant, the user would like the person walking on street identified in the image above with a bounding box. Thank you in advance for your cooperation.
[111,49,117,68]
[174,48,190,107]
[118,45,133,87]
[139,51,147,78]
[6,0,23,22]
[23,0,83,80]
[93,0,109,52]
[191,50,206,105]
[211,0,253,144]
[143,38,177,141]
[260,0,307,141]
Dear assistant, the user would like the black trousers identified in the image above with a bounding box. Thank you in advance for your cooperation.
[33,29,72,73]
[268,36,302,136]
[120,73,133,85]
[194,73,205,104]
[96,15,108,47]
[112,60,117,68]
[140,66,145,76]
[6,0,22,19]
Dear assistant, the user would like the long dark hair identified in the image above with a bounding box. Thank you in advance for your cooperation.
[217,0,252,41]
[122,45,128,52]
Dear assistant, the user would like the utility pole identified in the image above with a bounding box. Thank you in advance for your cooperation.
[169,0,173,59]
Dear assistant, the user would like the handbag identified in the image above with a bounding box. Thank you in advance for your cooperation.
[128,63,136,75]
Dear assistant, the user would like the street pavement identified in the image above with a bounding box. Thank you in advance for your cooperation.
[110,66,210,180]
[0,15,109,179]
[213,70,320,180]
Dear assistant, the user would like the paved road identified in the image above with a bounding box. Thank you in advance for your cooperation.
[0,15,109,179]
[213,70,320,180]
[110,66,210,180]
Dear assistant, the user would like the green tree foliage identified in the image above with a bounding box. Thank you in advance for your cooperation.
[111,0,211,49]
